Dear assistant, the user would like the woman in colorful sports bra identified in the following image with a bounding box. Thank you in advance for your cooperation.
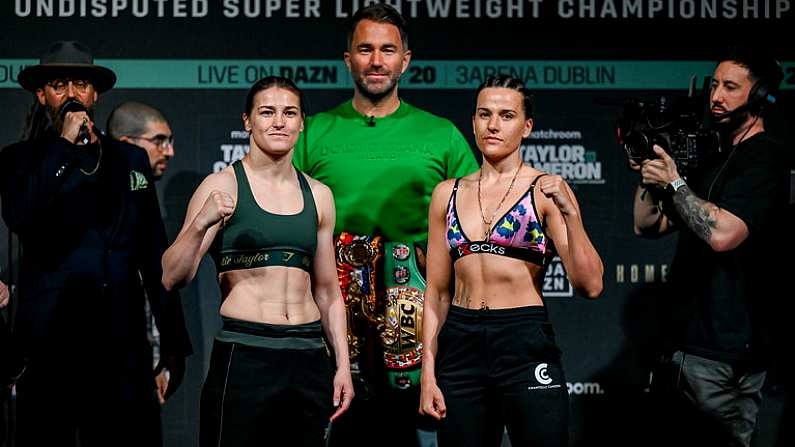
[162,76,353,447]
[419,75,603,447]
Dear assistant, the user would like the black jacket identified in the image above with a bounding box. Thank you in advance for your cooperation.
[0,131,191,374]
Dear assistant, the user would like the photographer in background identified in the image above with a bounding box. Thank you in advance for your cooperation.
[631,48,789,447]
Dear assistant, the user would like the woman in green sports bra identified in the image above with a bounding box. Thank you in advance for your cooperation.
[162,76,353,447]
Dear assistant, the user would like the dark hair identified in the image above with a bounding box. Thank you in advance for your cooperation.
[718,47,784,96]
[347,4,408,51]
[474,75,535,120]
[21,100,48,141]
[243,76,305,117]
[107,101,168,139]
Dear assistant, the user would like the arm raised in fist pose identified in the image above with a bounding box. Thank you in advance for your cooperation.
[421,74,603,447]
[163,76,352,447]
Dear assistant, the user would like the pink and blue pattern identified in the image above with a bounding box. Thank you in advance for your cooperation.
[445,177,550,258]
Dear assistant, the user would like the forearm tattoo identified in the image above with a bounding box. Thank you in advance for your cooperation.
[672,185,718,242]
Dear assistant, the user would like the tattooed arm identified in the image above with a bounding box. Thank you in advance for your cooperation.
[669,184,749,251]
[640,146,749,252]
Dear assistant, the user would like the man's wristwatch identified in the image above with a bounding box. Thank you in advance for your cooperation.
[666,177,687,194]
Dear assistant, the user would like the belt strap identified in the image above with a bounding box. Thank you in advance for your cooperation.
[383,242,425,389]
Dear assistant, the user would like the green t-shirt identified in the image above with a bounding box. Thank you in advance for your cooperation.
[293,100,478,243]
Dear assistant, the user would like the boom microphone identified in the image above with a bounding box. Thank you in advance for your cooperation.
[711,102,752,122]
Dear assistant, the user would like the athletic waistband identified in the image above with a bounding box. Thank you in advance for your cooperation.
[216,316,325,350]
[447,305,548,323]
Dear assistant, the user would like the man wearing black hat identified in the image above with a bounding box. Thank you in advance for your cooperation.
[0,41,192,446]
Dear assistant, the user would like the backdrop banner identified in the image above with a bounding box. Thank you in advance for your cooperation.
[1,3,793,446]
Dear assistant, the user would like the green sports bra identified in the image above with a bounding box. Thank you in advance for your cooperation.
[210,161,317,273]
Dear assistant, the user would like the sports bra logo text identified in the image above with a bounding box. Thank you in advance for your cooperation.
[221,252,269,268]
[458,243,506,256]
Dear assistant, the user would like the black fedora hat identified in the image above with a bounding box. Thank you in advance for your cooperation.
[18,41,116,93]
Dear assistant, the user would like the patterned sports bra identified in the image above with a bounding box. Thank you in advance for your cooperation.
[446,175,554,266]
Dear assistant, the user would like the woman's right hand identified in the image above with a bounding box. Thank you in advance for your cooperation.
[195,190,235,230]
[419,379,447,420]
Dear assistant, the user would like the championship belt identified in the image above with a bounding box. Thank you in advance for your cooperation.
[382,242,425,390]
[335,232,384,365]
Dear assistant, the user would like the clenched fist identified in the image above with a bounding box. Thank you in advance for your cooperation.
[538,175,577,216]
[196,190,235,230]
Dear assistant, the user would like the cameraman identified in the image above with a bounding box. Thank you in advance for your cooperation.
[631,49,789,447]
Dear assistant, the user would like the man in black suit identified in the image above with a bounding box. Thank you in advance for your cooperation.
[0,41,191,447]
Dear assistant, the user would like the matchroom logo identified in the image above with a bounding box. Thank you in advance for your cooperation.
[567,382,605,395]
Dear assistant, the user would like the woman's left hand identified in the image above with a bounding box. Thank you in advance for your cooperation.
[330,368,354,421]
[538,175,577,216]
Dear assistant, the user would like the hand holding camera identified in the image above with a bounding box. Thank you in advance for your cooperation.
[614,77,722,178]
[640,146,682,190]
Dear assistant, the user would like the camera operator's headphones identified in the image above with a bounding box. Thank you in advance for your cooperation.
[746,80,777,115]
[744,59,783,115]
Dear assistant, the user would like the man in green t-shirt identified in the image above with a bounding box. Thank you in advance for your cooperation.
[293,4,477,447]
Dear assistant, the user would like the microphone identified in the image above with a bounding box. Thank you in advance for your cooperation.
[712,102,751,120]
[59,99,90,144]
[76,121,90,145]
[368,115,375,127]
[711,91,776,122]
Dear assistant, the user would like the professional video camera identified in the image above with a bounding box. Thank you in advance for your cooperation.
[613,77,722,177]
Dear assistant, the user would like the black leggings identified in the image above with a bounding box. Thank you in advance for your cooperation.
[200,317,334,447]
[436,306,569,447]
